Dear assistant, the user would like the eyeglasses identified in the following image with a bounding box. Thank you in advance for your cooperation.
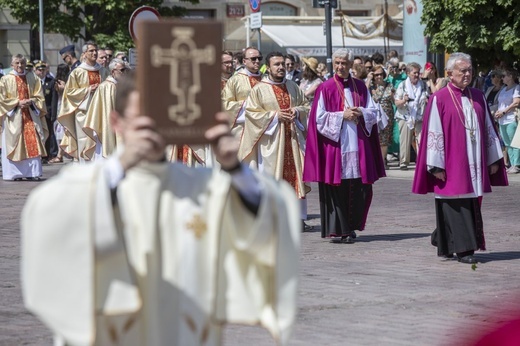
[114,68,127,73]
[373,73,384,77]
[245,56,263,62]
[456,68,472,74]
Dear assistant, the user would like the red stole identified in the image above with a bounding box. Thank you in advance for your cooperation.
[16,75,39,158]
[272,83,299,196]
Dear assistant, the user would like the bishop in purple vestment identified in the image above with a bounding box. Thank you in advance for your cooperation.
[412,53,508,264]
[303,48,386,243]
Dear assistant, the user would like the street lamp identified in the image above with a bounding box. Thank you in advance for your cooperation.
[312,0,338,75]
[38,0,44,60]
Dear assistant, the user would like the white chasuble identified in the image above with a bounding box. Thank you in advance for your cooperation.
[22,162,300,346]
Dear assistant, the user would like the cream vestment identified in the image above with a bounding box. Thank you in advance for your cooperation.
[22,162,300,346]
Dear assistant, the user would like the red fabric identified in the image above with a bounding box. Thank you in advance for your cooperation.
[16,75,39,158]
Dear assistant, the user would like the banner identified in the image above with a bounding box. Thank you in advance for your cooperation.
[287,46,403,58]
[341,14,402,41]
[403,0,427,67]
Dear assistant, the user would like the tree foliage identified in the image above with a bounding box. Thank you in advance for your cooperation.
[422,0,520,67]
[0,0,199,51]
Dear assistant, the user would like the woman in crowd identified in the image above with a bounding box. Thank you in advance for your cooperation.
[485,70,507,166]
[370,64,395,169]
[316,62,329,80]
[351,63,367,80]
[484,70,504,114]
[421,61,443,94]
[48,64,70,163]
[299,57,323,103]
[495,67,520,173]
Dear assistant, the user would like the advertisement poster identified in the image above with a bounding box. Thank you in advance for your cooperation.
[403,0,427,67]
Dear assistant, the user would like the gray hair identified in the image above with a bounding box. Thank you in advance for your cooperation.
[11,54,26,63]
[388,57,399,66]
[406,62,421,73]
[332,48,353,61]
[82,41,97,53]
[108,58,125,72]
[446,52,472,71]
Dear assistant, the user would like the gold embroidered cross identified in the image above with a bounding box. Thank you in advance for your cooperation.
[186,214,207,239]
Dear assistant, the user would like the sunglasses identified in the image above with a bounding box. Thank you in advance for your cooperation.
[399,68,407,71]
[246,56,263,62]
[106,55,113,58]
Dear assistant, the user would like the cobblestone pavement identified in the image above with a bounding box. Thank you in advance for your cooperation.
[1,161,520,345]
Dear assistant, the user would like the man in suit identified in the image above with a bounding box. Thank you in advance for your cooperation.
[285,54,302,85]
[34,61,58,162]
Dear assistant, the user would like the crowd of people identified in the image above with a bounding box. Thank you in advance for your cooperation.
[0,39,516,344]
[1,44,518,246]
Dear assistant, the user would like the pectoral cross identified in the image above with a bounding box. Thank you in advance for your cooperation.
[151,27,215,125]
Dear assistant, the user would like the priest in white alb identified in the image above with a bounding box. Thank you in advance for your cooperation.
[221,47,263,138]
[82,58,127,161]
[0,54,48,180]
[22,74,300,345]
[58,41,109,162]
[238,51,310,230]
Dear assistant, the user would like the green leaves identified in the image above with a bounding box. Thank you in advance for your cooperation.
[422,0,520,66]
[0,0,199,51]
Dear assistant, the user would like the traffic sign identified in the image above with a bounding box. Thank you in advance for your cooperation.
[129,6,160,43]
[250,12,262,30]
[128,48,138,68]
[249,0,261,13]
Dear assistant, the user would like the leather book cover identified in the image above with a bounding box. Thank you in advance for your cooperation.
[137,19,222,144]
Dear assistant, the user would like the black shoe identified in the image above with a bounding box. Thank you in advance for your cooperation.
[25,177,42,181]
[458,255,477,264]
[329,237,342,244]
[302,221,313,232]
[341,236,355,244]
[444,254,454,258]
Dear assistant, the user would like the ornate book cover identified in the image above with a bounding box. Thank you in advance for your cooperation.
[137,19,222,144]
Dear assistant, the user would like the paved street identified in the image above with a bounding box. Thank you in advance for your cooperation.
[1,161,520,345]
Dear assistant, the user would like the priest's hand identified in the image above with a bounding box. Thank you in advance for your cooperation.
[119,116,165,172]
[205,112,240,170]
[488,163,499,175]
[279,109,295,123]
[90,83,99,93]
[343,107,361,123]
[18,99,32,109]
[433,170,446,182]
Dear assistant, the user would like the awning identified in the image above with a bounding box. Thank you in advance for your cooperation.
[225,24,402,56]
